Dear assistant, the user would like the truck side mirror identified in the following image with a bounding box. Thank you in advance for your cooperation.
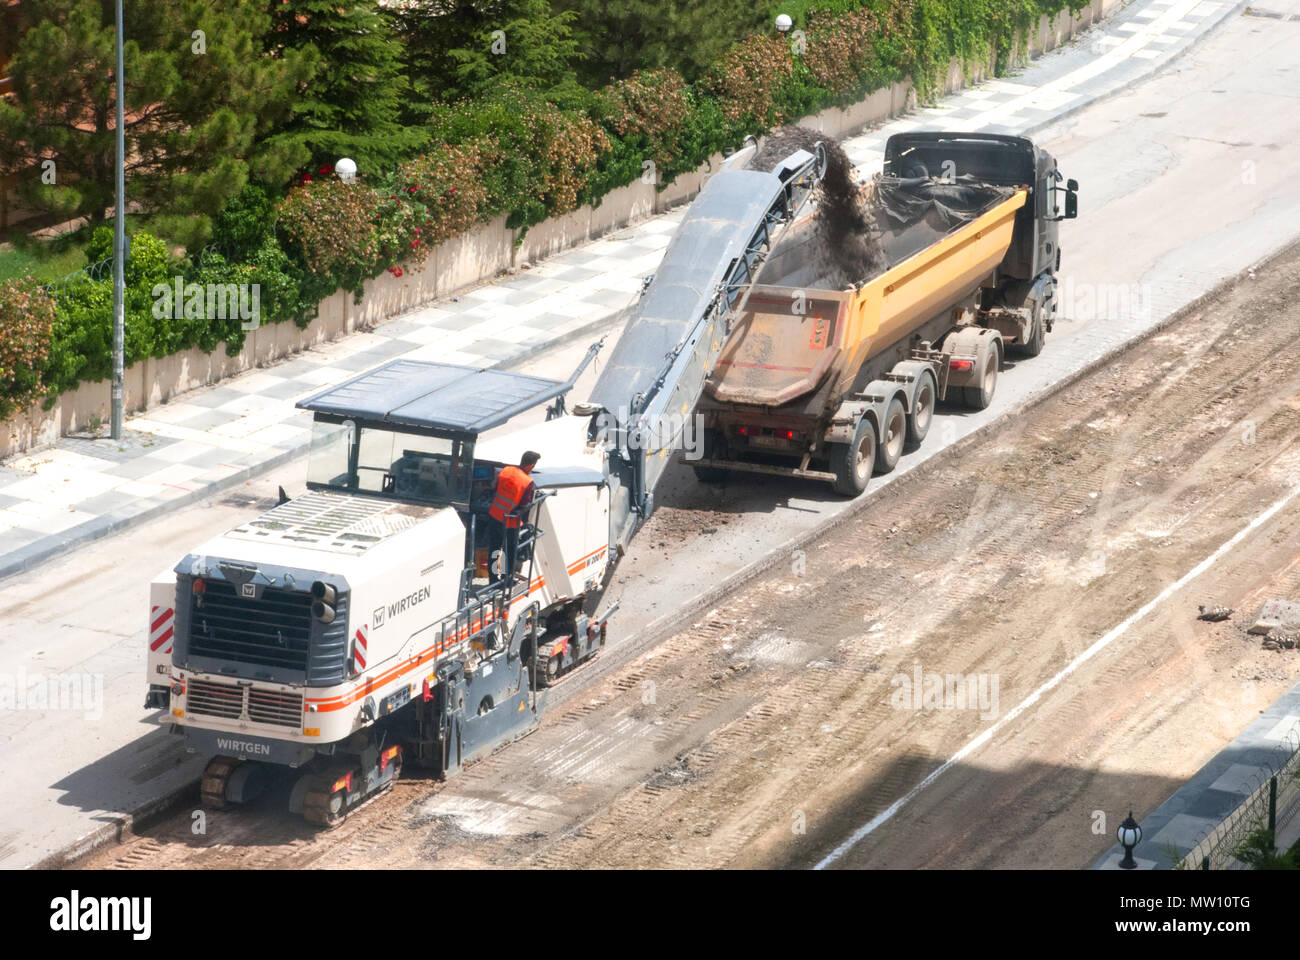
[1066,178,1078,192]
[1064,189,1078,220]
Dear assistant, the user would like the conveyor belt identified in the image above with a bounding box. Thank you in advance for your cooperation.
[587,146,826,550]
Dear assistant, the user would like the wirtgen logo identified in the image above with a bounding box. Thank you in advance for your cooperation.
[49,891,151,940]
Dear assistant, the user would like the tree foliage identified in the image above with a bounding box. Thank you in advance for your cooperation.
[0,0,313,244]
[261,0,425,178]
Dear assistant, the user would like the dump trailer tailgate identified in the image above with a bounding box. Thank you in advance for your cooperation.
[706,286,853,407]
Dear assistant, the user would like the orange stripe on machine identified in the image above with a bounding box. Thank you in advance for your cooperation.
[308,579,550,713]
[565,546,607,575]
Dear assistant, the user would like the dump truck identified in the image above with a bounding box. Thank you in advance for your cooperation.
[689,132,1078,494]
[144,144,829,826]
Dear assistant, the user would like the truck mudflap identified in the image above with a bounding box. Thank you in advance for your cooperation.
[825,375,910,445]
[940,325,1000,390]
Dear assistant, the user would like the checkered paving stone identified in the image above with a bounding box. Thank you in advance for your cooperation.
[0,0,1243,580]
[57,430,178,463]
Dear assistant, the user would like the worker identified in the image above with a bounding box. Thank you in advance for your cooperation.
[488,451,540,582]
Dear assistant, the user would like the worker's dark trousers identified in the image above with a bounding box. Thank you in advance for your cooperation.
[486,517,520,582]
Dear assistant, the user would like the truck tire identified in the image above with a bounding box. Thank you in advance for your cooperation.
[829,416,877,496]
[692,429,729,484]
[963,340,1000,410]
[906,371,936,446]
[876,397,907,474]
[1015,302,1045,358]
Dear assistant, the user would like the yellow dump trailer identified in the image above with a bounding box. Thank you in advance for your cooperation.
[692,131,1077,495]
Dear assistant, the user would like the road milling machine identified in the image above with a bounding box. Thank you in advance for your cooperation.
[144,144,831,826]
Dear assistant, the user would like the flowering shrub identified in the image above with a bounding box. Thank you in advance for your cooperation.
[805,8,888,99]
[396,141,489,251]
[0,278,57,418]
[701,36,793,132]
[277,178,385,294]
[428,82,609,231]
[598,68,692,171]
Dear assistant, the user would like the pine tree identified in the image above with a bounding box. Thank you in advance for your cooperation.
[0,0,314,245]
[395,0,581,108]
[262,0,423,179]
[550,0,770,87]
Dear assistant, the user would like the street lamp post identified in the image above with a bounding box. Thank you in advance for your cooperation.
[110,0,125,439]
[1117,811,1143,869]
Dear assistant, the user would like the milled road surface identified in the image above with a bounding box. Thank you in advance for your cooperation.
[84,233,1300,871]
[7,1,1300,868]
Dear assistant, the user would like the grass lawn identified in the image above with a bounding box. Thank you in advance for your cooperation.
[0,236,88,285]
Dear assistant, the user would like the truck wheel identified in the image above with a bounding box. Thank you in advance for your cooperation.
[692,429,729,484]
[963,341,1000,410]
[876,397,907,474]
[1015,303,1045,358]
[829,417,877,496]
[906,371,936,446]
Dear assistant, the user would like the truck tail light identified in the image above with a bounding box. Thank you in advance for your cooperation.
[950,359,975,372]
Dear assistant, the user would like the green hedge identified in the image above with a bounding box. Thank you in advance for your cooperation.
[32,224,319,402]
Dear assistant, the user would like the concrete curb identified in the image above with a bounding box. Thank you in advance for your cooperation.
[33,781,199,871]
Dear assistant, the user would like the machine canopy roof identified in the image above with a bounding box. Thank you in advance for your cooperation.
[297,359,568,435]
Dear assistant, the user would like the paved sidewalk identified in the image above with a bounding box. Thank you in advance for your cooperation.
[0,0,1242,581]
[1092,682,1300,869]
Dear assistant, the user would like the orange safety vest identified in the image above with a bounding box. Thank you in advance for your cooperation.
[489,465,531,528]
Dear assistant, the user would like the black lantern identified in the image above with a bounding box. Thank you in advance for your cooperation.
[1117,810,1143,869]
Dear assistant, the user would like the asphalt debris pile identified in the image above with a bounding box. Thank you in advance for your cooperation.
[751,126,884,287]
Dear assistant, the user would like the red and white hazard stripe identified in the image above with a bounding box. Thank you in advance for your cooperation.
[150,605,174,655]
[351,625,368,676]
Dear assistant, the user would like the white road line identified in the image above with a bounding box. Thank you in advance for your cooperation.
[814,481,1300,869]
